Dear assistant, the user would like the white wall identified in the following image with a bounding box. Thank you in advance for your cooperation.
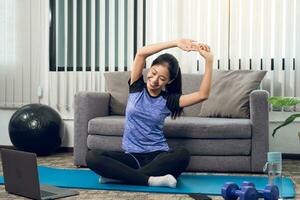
[1,108,300,153]
[269,112,300,153]
[0,110,13,146]
[269,122,300,153]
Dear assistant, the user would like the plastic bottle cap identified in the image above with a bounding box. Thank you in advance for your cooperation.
[267,152,282,163]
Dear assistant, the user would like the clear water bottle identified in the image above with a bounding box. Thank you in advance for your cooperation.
[263,152,283,199]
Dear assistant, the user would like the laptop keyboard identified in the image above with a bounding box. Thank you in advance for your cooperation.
[40,190,57,197]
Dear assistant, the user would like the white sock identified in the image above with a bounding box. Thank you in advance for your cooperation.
[148,174,177,188]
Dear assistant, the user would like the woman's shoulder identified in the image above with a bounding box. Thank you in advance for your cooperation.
[128,75,146,93]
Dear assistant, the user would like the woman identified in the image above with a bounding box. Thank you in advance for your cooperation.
[86,39,213,188]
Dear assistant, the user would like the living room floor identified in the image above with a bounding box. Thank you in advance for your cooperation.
[0,151,299,200]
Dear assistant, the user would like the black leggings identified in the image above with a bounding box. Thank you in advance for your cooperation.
[86,147,190,186]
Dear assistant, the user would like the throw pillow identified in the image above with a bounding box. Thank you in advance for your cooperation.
[198,70,267,118]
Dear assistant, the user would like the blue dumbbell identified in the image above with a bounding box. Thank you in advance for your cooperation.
[241,181,279,200]
[262,184,279,200]
[241,181,255,188]
[221,182,259,200]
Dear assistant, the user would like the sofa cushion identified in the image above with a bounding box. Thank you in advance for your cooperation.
[163,117,252,138]
[88,116,125,135]
[88,116,252,139]
[199,70,267,118]
[104,71,130,115]
[87,135,251,156]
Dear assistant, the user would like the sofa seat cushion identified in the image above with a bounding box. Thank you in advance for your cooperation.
[163,117,251,139]
[87,135,251,156]
[88,115,125,136]
[88,116,252,139]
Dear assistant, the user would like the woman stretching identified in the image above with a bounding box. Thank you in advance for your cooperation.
[86,39,213,188]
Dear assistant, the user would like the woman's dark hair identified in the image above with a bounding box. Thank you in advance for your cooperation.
[151,53,183,119]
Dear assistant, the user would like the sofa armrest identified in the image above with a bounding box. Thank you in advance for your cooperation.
[74,91,110,167]
[250,90,269,172]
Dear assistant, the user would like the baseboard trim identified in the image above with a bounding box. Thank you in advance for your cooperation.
[282,153,300,160]
[0,145,73,153]
[0,145,16,150]
[56,147,73,152]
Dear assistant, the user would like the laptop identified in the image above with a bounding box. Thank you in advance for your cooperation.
[1,148,79,200]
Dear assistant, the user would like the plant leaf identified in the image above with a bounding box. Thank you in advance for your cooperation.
[267,97,300,107]
[272,114,300,137]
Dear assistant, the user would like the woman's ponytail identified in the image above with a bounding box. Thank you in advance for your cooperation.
[165,68,183,119]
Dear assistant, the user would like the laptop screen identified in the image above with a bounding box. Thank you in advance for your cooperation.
[1,148,41,200]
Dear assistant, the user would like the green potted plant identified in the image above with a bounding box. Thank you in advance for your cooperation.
[267,97,300,137]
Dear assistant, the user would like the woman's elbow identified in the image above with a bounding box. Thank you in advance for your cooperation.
[199,91,211,102]
[200,96,209,102]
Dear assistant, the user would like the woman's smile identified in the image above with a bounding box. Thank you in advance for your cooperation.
[150,82,158,88]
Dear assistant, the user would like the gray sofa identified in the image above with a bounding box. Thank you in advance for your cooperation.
[74,71,269,172]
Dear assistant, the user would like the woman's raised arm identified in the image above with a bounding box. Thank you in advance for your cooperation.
[179,44,214,108]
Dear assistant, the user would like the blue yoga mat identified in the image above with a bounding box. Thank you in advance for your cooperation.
[0,166,295,198]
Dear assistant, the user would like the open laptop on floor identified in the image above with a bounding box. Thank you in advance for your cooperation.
[1,148,79,200]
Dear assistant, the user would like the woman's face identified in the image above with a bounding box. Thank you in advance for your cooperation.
[146,64,170,91]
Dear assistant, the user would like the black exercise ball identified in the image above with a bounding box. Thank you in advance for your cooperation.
[8,104,64,155]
